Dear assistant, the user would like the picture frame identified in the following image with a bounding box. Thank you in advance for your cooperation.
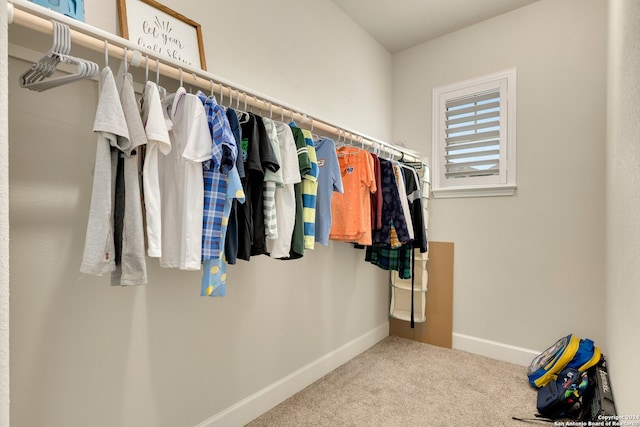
[117,0,207,70]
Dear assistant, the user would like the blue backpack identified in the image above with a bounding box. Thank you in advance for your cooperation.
[536,367,590,419]
[527,334,601,388]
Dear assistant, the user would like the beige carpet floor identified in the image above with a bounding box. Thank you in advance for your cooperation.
[246,336,539,426]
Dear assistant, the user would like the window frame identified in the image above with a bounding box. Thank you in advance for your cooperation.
[431,68,517,198]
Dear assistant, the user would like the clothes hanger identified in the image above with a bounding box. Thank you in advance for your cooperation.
[336,129,345,150]
[21,21,99,92]
[22,20,66,86]
[227,87,234,110]
[188,72,196,93]
[236,92,250,124]
[310,118,320,141]
[123,47,128,74]
[103,40,109,69]
[155,59,167,100]
[20,21,66,86]
[144,55,149,82]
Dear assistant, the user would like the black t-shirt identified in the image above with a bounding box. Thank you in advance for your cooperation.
[236,112,280,260]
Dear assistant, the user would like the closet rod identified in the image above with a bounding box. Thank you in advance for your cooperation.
[7,0,422,164]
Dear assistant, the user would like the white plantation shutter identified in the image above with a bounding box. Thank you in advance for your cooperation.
[445,90,501,179]
[432,69,516,198]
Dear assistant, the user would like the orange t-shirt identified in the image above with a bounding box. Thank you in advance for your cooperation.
[329,147,375,243]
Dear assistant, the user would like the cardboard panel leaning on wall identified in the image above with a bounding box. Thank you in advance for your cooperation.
[392,0,607,362]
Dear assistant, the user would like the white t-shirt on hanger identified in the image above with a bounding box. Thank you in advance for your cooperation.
[140,81,171,258]
[160,87,212,270]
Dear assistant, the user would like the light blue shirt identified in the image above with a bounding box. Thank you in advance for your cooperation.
[313,137,344,245]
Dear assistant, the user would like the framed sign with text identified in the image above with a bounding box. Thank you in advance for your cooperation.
[117,0,207,70]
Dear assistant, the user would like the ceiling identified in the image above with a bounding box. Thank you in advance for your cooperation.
[331,0,540,53]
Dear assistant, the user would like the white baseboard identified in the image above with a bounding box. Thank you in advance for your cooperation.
[195,322,389,427]
[452,332,540,367]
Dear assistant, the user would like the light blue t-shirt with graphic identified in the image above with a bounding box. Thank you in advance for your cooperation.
[313,137,344,245]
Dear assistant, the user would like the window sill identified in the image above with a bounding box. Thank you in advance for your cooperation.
[432,185,516,199]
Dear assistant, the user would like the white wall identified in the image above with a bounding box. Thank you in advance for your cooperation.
[7,1,393,426]
[606,0,640,416]
[0,0,9,425]
[87,0,393,141]
[393,0,607,356]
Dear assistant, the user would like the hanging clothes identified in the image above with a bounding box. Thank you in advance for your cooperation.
[281,126,310,259]
[365,245,413,279]
[313,137,343,246]
[80,66,128,276]
[159,87,212,270]
[329,146,375,243]
[236,112,280,260]
[365,162,427,279]
[196,91,236,261]
[371,158,410,246]
[261,117,284,240]
[300,128,319,250]
[224,107,244,265]
[111,72,148,286]
[369,152,383,231]
[267,122,301,258]
[140,80,171,259]
[392,162,414,241]
[402,165,428,253]
[201,165,245,297]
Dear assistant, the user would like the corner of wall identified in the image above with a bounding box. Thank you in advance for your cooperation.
[606,0,640,416]
[0,0,10,424]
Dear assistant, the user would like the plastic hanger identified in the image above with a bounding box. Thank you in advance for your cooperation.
[227,88,234,110]
[21,21,99,92]
[155,59,166,100]
[104,40,109,68]
[188,72,196,93]
[310,118,320,141]
[123,47,128,74]
[336,129,344,147]
[20,21,66,86]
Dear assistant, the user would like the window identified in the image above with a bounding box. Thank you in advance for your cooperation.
[431,68,516,198]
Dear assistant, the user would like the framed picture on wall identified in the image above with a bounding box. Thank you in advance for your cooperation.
[29,0,85,22]
[117,0,207,70]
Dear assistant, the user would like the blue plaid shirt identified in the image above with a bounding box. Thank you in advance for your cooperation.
[197,92,237,260]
